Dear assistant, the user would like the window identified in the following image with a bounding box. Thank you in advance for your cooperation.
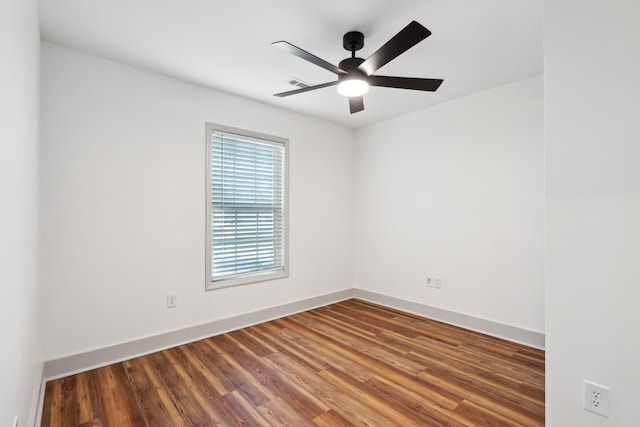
[205,123,288,290]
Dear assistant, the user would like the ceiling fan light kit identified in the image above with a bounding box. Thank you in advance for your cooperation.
[272,21,443,114]
[337,74,369,97]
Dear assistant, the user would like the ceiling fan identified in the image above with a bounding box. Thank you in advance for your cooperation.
[272,21,443,114]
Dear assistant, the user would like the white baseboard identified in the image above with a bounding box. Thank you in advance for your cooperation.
[29,361,44,427]
[42,287,544,384]
[353,288,545,349]
[42,289,355,381]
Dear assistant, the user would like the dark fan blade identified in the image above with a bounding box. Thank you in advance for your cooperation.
[274,81,338,97]
[369,75,443,91]
[358,21,431,76]
[272,41,346,75]
[349,96,364,114]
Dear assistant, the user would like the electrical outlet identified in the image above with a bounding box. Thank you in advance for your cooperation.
[426,277,442,289]
[166,292,177,308]
[583,380,610,417]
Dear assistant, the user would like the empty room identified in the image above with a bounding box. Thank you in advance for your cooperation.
[2,0,639,426]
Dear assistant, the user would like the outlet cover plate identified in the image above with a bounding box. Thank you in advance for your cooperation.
[166,292,177,308]
[583,380,610,417]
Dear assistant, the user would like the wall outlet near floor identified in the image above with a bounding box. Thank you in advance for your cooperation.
[583,380,610,417]
[166,292,177,308]
[426,277,434,287]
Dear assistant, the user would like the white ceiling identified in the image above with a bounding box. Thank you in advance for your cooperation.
[38,0,542,128]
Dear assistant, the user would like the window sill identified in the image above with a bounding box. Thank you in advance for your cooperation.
[206,270,289,291]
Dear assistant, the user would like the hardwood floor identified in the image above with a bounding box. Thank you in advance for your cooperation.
[41,299,545,426]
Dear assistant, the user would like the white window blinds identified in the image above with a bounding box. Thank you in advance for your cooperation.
[207,125,288,288]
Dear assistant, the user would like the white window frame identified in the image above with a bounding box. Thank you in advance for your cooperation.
[205,123,289,290]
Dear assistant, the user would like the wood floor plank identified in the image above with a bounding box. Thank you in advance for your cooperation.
[61,375,79,426]
[185,341,233,396]
[108,363,149,427]
[202,348,270,407]
[41,298,545,426]
[253,321,326,372]
[418,370,544,427]
[313,409,355,427]
[147,351,213,426]
[424,360,545,421]
[82,370,104,423]
[276,327,377,382]
[44,381,64,427]
[231,327,278,358]
[455,399,524,427]
[257,397,316,427]
[363,374,468,427]
[264,352,397,427]
[414,334,545,386]
[405,345,542,406]
[221,390,272,427]
[121,358,172,427]
[291,311,427,375]
[75,373,93,424]
[318,366,450,427]
[161,349,229,425]
[138,356,190,427]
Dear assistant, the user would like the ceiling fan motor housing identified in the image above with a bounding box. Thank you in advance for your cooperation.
[339,57,365,72]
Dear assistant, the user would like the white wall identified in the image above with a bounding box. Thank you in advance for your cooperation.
[354,75,544,334]
[0,0,42,425]
[40,43,354,360]
[545,0,640,425]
